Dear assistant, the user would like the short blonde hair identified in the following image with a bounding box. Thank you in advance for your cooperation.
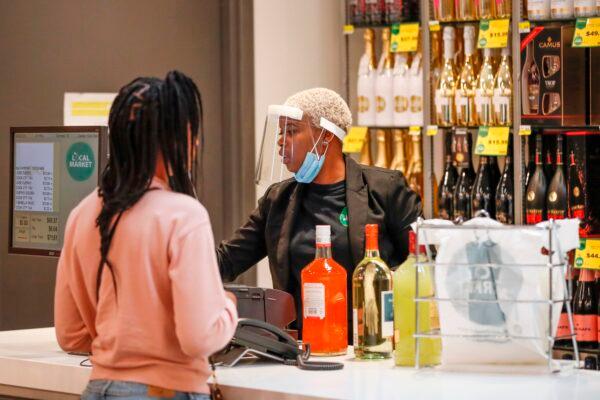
[283,88,352,134]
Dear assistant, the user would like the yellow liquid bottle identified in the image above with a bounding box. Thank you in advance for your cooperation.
[394,231,441,367]
[474,48,496,127]
[455,25,478,127]
[435,26,458,127]
[492,42,512,126]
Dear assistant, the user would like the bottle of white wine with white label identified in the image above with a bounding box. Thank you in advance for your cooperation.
[493,42,512,126]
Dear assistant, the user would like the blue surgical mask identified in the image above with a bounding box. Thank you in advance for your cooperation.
[294,130,329,184]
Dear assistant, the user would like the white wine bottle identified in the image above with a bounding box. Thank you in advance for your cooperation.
[358,29,377,127]
[375,28,394,127]
[435,26,458,127]
[455,25,477,127]
[408,51,424,127]
[475,48,495,127]
[551,0,575,18]
[493,42,512,126]
[393,53,411,127]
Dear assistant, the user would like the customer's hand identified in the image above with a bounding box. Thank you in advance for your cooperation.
[225,290,237,306]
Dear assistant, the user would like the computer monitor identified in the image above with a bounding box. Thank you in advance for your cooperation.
[9,126,108,256]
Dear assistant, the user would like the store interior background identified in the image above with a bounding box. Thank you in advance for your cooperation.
[0,0,346,330]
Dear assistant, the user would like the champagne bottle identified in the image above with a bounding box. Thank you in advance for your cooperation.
[525,135,547,224]
[430,31,443,91]
[477,0,497,18]
[406,133,424,199]
[496,0,512,17]
[490,156,501,192]
[547,135,567,221]
[456,25,478,127]
[471,156,496,218]
[376,28,394,127]
[495,139,514,224]
[408,51,424,127]
[384,0,403,24]
[353,224,394,360]
[528,0,552,19]
[357,28,377,126]
[453,133,476,220]
[568,151,585,220]
[493,42,512,126]
[544,146,554,184]
[349,0,366,25]
[475,48,495,127]
[389,129,407,174]
[374,129,389,168]
[394,231,441,367]
[393,53,411,127]
[301,225,348,356]
[551,0,575,18]
[436,27,458,127]
[573,269,598,350]
[555,267,576,348]
[456,0,477,20]
[365,0,383,25]
[438,131,459,220]
[434,0,456,21]
[360,131,373,166]
[574,0,596,16]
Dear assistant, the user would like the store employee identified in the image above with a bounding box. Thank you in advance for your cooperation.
[217,88,421,340]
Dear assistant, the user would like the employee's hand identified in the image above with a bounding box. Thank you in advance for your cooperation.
[225,290,237,306]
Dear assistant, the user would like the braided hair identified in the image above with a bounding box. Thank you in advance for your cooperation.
[95,70,203,301]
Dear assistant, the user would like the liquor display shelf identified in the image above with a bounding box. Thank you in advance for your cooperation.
[433,18,512,25]
[349,21,420,29]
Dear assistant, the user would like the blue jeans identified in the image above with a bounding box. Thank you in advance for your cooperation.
[81,380,211,400]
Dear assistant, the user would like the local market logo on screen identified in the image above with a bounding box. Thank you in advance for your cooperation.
[66,142,95,181]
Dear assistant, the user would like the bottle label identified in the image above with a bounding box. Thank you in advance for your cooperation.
[547,209,566,220]
[381,290,394,338]
[598,315,600,343]
[410,95,423,113]
[434,89,448,114]
[526,209,543,225]
[574,314,598,342]
[455,93,468,108]
[556,312,571,339]
[303,283,325,320]
[353,308,359,347]
[394,95,409,113]
[571,205,585,220]
[474,89,492,115]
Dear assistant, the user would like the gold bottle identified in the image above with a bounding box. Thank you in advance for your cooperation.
[474,48,496,126]
[374,129,389,168]
[358,28,378,126]
[493,42,513,126]
[430,31,443,108]
[496,0,512,17]
[359,130,373,166]
[477,0,497,18]
[389,129,407,174]
[456,0,477,20]
[375,28,395,127]
[455,25,478,127]
[434,0,456,21]
[406,133,424,199]
[435,26,458,127]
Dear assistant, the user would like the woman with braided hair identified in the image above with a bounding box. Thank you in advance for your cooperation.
[54,71,237,399]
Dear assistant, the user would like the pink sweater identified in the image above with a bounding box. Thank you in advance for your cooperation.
[54,178,237,394]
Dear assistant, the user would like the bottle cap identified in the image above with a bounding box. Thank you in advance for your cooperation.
[316,225,331,245]
[365,224,379,251]
[408,230,427,255]
[579,268,595,282]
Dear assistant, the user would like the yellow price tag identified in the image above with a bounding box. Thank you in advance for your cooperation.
[343,24,355,35]
[519,21,531,34]
[478,19,510,49]
[426,125,439,136]
[518,125,532,136]
[343,126,369,153]
[409,126,421,136]
[573,18,600,47]
[575,239,600,269]
[429,21,441,32]
[475,126,510,156]
[391,23,420,52]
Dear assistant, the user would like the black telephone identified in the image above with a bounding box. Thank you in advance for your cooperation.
[215,318,343,371]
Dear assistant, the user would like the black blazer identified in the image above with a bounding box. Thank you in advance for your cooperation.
[217,156,422,290]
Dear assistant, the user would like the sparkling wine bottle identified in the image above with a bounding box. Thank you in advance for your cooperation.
[525,135,547,224]
[456,25,478,127]
[365,0,384,25]
[568,151,585,221]
[493,42,512,126]
[573,269,598,350]
[408,51,424,127]
[551,0,575,18]
[453,133,476,220]
[477,0,497,18]
[471,156,496,218]
[475,48,495,126]
[301,225,348,356]
[438,131,459,220]
[555,267,576,348]
[360,130,373,166]
[456,0,477,20]
[375,28,394,127]
[352,224,394,360]
[436,27,458,127]
[393,53,411,127]
[528,0,552,19]
[389,129,407,174]
[574,0,596,16]
[374,129,389,168]
[434,0,456,21]
[357,29,377,126]
[406,133,424,199]
[547,135,567,221]
[349,0,366,25]
[495,139,514,224]
[496,0,512,17]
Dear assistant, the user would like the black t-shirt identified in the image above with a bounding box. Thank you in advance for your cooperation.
[288,180,354,343]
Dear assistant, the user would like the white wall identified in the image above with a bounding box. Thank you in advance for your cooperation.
[253,0,346,287]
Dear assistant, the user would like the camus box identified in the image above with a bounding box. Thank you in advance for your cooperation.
[565,131,600,237]
[520,26,586,127]
[590,47,600,126]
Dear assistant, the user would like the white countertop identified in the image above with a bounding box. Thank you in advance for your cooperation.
[0,328,599,400]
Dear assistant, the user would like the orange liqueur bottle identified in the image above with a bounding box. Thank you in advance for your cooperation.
[301,225,348,356]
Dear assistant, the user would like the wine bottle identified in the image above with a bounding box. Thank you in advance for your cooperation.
[436,27,458,127]
[438,131,459,220]
[301,225,348,356]
[408,51,424,127]
[352,224,394,359]
[477,0,497,18]
[490,156,501,192]
[393,52,411,127]
[525,135,547,224]
[573,268,598,350]
[374,129,389,168]
[406,133,424,199]
[521,41,541,115]
[360,131,373,166]
[551,0,575,18]
[453,133,476,220]
[349,0,366,25]
[495,139,514,224]
[375,28,394,127]
[524,136,536,189]
[555,267,576,348]
[528,0,552,19]
[544,142,555,184]
[574,0,596,16]
[384,0,403,24]
[357,28,377,126]
[456,25,478,127]
[496,0,512,17]
[389,129,407,174]
[475,48,495,127]
[493,42,512,126]
[471,156,496,218]
[430,31,443,91]
[547,135,567,221]
[456,0,477,20]
[394,231,441,367]
[365,0,383,25]
[434,0,456,21]
[568,151,585,220]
